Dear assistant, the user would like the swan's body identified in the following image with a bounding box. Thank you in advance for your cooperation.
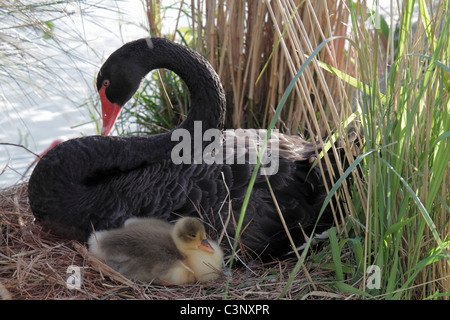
[28,37,354,260]
[88,217,223,284]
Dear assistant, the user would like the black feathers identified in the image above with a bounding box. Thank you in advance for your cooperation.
[28,38,355,261]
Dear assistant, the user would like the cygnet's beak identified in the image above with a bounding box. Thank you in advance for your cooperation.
[198,239,215,254]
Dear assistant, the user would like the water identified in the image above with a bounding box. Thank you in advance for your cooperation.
[0,1,148,188]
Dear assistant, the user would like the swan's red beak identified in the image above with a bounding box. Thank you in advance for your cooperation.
[99,86,121,136]
[199,239,215,254]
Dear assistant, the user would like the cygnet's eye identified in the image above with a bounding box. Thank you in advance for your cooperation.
[102,79,110,87]
[190,234,196,239]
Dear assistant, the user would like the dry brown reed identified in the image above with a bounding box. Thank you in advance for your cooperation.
[205,0,355,138]
[144,0,355,133]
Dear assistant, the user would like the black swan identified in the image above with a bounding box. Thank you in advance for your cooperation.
[28,37,354,260]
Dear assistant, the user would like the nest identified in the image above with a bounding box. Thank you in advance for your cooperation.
[0,183,344,300]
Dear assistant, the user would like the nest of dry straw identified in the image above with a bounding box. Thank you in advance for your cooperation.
[0,183,345,300]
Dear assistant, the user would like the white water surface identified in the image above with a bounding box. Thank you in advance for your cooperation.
[0,1,150,188]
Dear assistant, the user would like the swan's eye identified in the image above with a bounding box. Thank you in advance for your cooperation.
[102,79,110,87]
[190,234,196,238]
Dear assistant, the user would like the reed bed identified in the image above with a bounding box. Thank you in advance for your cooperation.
[137,0,355,135]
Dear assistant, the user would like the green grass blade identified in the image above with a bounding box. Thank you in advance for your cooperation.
[392,239,450,299]
[315,59,387,104]
[333,281,372,298]
[328,227,344,281]
[379,158,450,263]
[396,0,414,59]
[384,215,418,236]
[418,0,437,51]
[279,147,376,298]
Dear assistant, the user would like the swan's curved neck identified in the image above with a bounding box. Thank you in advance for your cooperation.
[136,38,226,132]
